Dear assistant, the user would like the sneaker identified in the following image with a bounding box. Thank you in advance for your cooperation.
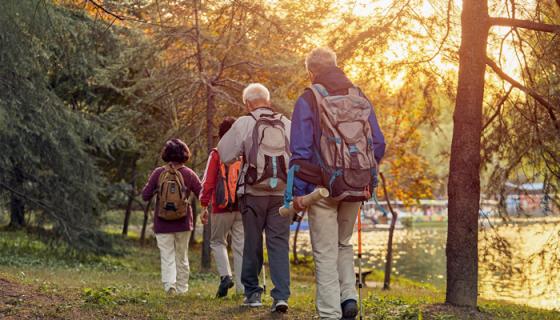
[166,287,177,296]
[243,291,262,307]
[271,299,288,313]
[216,276,234,298]
[341,299,358,319]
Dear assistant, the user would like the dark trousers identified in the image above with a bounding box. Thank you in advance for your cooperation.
[240,194,291,301]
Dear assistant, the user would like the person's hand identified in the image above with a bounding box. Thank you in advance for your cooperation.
[200,207,209,225]
[293,196,307,212]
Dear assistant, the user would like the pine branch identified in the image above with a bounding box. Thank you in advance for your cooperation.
[485,57,560,134]
[482,86,513,132]
[87,0,124,20]
[488,17,560,33]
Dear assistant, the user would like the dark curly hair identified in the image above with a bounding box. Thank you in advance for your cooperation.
[219,117,237,138]
[161,139,191,163]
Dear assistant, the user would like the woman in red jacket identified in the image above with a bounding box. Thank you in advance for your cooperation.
[200,117,244,298]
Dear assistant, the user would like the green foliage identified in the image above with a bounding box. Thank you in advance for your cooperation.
[0,0,153,252]
[0,230,127,270]
[2,229,559,319]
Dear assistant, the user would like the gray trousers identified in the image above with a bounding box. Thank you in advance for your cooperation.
[210,211,244,293]
[239,194,291,301]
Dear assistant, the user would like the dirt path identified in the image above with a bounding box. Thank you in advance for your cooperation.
[0,277,69,319]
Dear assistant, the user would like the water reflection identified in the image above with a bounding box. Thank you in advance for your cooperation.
[294,220,560,310]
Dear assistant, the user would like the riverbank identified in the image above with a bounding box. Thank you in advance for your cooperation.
[0,229,558,319]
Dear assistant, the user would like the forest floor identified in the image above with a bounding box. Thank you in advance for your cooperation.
[0,228,559,320]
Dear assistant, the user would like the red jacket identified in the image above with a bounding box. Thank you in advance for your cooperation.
[200,149,233,213]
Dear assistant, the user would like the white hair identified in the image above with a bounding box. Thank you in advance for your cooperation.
[242,83,270,104]
[305,47,337,75]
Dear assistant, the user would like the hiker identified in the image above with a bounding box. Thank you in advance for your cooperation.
[287,47,385,320]
[217,83,292,313]
[199,117,244,298]
[142,139,202,295]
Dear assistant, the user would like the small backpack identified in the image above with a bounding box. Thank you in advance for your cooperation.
[309,84,378,202]
[245,111,290,192]
[214,150,241,210]
[157,165,189,220]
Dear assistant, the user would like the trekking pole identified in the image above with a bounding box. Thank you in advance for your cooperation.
[357,203,364,320]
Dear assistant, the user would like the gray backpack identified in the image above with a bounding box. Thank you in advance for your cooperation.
[309,84,378,201]
[245,111,290,192]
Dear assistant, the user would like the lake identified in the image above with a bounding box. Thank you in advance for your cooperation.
[293,218,560,311]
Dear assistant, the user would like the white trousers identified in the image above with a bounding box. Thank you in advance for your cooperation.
[155,231,191,293]
[210,211,244,292]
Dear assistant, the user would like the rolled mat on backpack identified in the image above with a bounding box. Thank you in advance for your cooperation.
[279,188,330,217]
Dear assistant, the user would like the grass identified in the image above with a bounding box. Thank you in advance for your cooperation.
[0,228,559,319]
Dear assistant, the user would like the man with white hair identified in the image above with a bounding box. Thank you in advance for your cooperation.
[217,83,292,313]
[287,48,386,320]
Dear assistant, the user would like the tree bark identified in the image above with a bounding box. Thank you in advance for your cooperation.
[140,198,153,245]
[8,167,25,229]
[380,172,397,291]
[195,0,213,271]
[201,89,215,271]
[190,197,198,246]
[446,0,489,308]
[488,17,560,33]
[122,159,137,236]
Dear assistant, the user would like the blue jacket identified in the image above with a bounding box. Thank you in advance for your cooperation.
[289,67,386,197]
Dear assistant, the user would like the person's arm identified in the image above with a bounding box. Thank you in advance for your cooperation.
[199,150,219,207]
[217,117,247,164]
[289,96,315,197]
[358,88,386,164]
[141,168,161,201]
[184,168,202,200]
[368,106,386,164]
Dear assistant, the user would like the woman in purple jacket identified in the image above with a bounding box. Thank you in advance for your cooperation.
[142,139,202,294]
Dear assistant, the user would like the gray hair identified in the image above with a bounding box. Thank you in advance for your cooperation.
[305,47,337,75]
[242,83,270,104]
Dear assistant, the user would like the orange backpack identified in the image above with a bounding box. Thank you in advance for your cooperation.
[157,165,189,220]
[215,156,241,210]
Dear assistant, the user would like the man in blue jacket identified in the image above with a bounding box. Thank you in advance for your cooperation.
[289,47,385,320]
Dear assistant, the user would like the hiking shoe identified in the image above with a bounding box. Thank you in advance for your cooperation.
[216,276,234,298]
[243,291,262,307]
[341,299,358,319]
[271,299,288,313]
[166,287,177,296]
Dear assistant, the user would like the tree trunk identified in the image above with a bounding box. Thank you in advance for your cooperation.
[8,167,25,229]
[140,198,153,245]
[380,172,397,290]
[446,0,489,307]
[122,160,137,236]
[190,197,198,246]
[201,88,215,271]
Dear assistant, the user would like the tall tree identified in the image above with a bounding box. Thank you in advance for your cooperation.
[446,0,489,307]
[0,0,150,252]
[447,0,560,307]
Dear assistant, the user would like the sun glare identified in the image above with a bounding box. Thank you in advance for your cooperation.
[339,0,523,88]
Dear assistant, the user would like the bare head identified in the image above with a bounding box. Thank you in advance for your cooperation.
[305,47,337,81]
[242,83,271,111]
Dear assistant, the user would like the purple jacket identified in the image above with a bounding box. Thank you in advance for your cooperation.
[142,165,202,234]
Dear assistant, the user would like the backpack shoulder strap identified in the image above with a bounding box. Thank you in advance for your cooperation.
[348,87,360,97]
[308,84,329,107]
[174,166,189,199]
